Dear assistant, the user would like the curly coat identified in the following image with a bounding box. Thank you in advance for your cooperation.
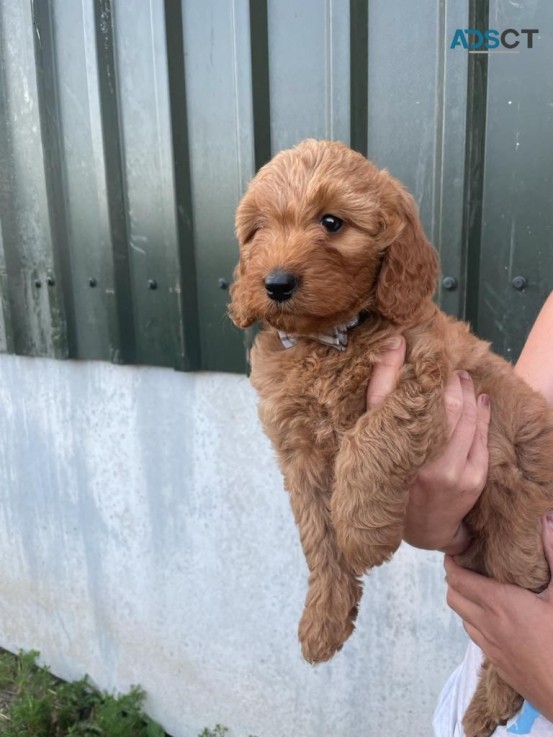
[229,139,553,737]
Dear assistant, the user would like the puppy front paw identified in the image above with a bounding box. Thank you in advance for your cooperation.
[298,573,362,663]
[298,602,357,664]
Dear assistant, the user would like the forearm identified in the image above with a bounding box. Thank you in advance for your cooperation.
[515,292,553,404]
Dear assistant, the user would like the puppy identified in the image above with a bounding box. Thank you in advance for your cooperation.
[229,139,553,737]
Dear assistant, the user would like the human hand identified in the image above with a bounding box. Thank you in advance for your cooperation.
[404,369,490,554]
[445,514,553,721]
[366,337,491,555]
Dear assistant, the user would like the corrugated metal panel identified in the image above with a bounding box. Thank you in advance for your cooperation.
[366,0,470,320]
[0,0,69,359]
[0,0,551,372]
[180,0,254,371]
[477,0,553,360]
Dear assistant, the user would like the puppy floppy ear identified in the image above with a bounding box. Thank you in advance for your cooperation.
[235,195,259,247]
[228,259,256,329]
[374,181,439,324]
[228,197,258,329]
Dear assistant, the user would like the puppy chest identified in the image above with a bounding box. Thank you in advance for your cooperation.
[307,373,367,433]
[256,358,369,449]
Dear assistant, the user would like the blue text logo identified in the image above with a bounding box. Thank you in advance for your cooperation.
[450,28,539,52]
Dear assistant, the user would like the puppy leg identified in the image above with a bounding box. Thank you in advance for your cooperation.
[331,376,447,574]
[463,659,523,737]
[284,455,362,663]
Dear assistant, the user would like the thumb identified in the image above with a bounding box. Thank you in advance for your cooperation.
[366,336,406,410]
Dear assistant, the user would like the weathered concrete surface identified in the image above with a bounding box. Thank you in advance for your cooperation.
[0,354,466,737]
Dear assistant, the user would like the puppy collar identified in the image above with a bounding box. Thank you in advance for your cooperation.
[278,312,366,352]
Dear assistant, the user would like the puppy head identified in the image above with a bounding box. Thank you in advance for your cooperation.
[229,139,439,333]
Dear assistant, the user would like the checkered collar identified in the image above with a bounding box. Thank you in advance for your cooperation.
[278,312,366,352]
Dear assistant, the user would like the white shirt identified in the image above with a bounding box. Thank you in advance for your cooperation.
[433,642,552,736]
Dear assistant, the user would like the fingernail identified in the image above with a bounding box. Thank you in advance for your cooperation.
[478,394,490,408]
[546,511,553,526]
[457,370,471,381]
[386,336,403,350]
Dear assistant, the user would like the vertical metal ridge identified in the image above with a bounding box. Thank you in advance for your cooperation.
[462,0,489,327]
[0,226,14,355]
[325,0,333,139]
[31,0,75,358]
[349,0,368,156]
[164,0,201,371]
[0,11,17,355]
[249,0,271,169]
[94,0,136,364]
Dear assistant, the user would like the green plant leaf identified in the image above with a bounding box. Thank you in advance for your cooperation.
[145,720,166,737]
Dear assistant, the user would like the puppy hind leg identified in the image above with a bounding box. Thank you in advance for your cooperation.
[463,659,523,737]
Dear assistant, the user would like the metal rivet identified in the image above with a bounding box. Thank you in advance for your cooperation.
[148,279,158,290]
[512,276,527,291]
[441,276,458,291]
[89,278,97,288]
[46,276,55,287]
[218,278,229,290]
[34,279,42,288]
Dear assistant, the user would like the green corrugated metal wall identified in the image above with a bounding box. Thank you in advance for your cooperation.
[0,0,551,373]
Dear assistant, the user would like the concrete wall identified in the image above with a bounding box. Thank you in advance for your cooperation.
[0,354,467,737]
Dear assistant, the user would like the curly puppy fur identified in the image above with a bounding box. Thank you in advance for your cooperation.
[229,139,553,737]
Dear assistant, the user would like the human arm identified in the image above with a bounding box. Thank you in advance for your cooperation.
[443,292,553,719]
[513,291,553,401]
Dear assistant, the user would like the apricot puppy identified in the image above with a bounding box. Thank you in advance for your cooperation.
[230,139,552,737]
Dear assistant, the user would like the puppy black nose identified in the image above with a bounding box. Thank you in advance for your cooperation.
[264,271,298,302]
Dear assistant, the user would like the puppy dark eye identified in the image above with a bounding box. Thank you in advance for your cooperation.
[320,214,344,233]
[243,224,262,244]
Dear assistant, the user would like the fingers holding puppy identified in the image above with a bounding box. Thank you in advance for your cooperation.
[365,340,491,555]
[416,372,490,496]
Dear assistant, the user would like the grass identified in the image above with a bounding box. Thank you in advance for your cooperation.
[0,649,165,736]
[0,650,257,737]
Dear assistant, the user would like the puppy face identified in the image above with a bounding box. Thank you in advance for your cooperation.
[229,139,438,333]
